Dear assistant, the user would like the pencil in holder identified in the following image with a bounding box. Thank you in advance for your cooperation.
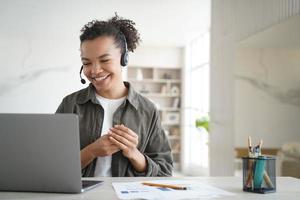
[242,156,276,194]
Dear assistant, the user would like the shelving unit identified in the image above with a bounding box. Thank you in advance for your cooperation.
[127,66,182,170]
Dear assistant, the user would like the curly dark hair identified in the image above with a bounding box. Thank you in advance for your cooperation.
[80,13,141,53]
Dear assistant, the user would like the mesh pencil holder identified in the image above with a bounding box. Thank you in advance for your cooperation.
[242,156,276,194]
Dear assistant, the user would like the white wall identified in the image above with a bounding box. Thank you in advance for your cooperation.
[0,30,82,113]
[235,48,300,148]
[130,46,183,68]
[0,0,98,113]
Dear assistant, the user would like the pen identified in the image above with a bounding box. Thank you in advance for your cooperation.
[258,139,263,156]
[142,182,187,190]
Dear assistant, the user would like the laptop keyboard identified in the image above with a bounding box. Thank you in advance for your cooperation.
[82,180,103,189]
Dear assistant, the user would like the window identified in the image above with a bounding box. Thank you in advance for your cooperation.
[183,32,210,175]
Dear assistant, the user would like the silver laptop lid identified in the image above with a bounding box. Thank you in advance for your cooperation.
[0,113,82,193]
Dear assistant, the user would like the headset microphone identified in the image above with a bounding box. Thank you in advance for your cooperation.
[79,65,86,84]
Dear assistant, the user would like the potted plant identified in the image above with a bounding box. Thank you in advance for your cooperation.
[195,115,209,132]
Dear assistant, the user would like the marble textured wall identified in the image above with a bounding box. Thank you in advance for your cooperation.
[235,48,300,147]
[0,1,97,113]
[210,0,300,176]
[0,34,83,113]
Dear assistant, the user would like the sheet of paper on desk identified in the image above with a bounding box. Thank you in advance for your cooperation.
[112,180,235,200]
[112,181,160,200]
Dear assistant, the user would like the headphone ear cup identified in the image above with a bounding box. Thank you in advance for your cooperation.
[121,51,129,67]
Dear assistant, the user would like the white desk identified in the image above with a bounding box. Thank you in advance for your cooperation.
[0,177,299,200]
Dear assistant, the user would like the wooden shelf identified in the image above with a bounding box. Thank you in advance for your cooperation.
[158,107,180,111]
[128,78,181,83]
[140,93,180,97]
[167,135,180,140]
[127,66,182,166]
[162,122,180,126]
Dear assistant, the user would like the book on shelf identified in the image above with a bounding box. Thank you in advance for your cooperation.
[172,97,180,108]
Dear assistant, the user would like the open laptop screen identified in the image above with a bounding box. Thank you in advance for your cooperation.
[0,113,101,193]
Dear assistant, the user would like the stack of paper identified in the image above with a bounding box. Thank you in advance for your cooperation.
[112,180,235,200]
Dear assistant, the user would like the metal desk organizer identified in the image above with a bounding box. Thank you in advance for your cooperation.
[242,156,276,193]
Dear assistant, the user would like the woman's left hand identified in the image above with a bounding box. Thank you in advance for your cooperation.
[108,124,147,172]
[108,124,139,159]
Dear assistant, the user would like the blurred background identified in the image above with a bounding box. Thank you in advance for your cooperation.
[0,0,299,178]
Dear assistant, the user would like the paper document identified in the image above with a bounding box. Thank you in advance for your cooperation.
[112,180,235,200]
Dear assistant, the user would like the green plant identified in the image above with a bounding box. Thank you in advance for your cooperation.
[195,116,209,132]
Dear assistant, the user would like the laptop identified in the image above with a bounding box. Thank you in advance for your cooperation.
[0,113,102,193]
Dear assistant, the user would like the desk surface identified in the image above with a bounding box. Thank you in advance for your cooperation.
[0,177,299,200]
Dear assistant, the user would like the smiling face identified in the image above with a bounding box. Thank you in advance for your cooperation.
[80,36,126,98]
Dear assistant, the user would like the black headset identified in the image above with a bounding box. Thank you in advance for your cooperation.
[80,32,129,84]
[120,32,129,67]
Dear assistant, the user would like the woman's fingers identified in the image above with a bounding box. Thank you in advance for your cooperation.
[109,136,128,150]
[109,127,138,144]
[108,130,133,146]
[114,125,138,138]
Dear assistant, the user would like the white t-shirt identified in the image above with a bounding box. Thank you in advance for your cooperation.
[94,94,126,177]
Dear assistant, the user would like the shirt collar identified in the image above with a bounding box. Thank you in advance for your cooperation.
[76,82,139,110]
[76,83,98,105]
[124,81,139,110]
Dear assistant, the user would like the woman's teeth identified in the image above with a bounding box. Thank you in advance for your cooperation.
[93,74,109,81]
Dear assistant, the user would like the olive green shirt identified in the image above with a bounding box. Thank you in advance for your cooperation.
[56,82,173,177]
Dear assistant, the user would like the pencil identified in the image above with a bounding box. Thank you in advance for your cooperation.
[263,170,274,188]
[142,182,187,190]
[246,136,254,188]
[248,136,252,157]
[245,159,254,188]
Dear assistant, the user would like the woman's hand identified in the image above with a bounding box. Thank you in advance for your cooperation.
[80,134,120,169]
[108,124,147,172]
[108,124,139,159]
[89,134,120,157]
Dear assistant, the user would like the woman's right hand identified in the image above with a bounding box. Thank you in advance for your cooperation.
[80,134,120,168]
[88,134,121,157]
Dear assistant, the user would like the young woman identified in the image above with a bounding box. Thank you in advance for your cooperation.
[56,14,173,177]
